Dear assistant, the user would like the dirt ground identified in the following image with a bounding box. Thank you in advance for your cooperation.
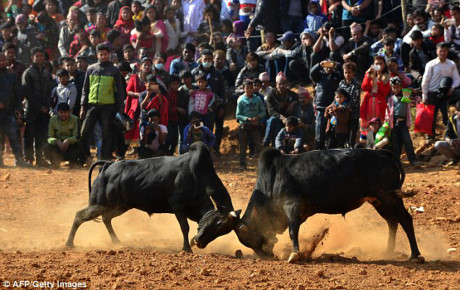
[1,120,460,289]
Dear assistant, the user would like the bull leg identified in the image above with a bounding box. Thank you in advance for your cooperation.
[376,194,424,262]
[65,205,107,248]
[102,208,128,245]
[287,221,301,263]
[369,201,398,253]
[174,213,192,253]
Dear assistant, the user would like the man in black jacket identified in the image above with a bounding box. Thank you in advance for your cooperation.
[310,60,342,149]
[0,53,29,167]
[22,47,54,166]
[434,101,460,165]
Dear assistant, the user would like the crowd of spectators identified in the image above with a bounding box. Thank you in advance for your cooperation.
[0,0,459,170]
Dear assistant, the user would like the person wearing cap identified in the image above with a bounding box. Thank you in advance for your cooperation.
[312,22,345,66]
[408,30,436,85]
[44,102,84,168]
[254,31,280,82]
[138,108,168,159]
[386,76,419,167]
[263,72,298,147]
[265,31,300,82]
[169,43,198,75]
[341,0,373,40]
[180,111,215,154]
[258,72,274,100]
[15,13,39,66]
[310,58,342,149]
[236,79,266,169]
[80,43,126,161]
[422,42,460,140]
[364,117,389,150]
[0,52,29,167]
[340,22,372,79]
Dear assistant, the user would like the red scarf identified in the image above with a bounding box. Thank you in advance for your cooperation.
[115,6,134,29]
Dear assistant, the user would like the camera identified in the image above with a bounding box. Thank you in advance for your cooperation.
[371,64,381,71]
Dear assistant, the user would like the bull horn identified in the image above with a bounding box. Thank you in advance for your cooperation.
[237,224,248,233]
[229,209,242,219]
[190,237,197,248]
[209,195,219,211]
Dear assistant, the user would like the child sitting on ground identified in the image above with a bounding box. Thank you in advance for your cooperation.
[275,116,305,155]
[325,89,351,149]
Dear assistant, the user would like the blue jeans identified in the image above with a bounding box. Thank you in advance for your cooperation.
[315,109,327,150]
[0,111,23,161]
[263,116,283,147]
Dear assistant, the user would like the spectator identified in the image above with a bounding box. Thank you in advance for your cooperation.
[2,42,26,83]
[434,101,460,165]
[62,57,85,116]
[402,9,435,66]
[68,24,90,58]
[145,5,168,54]
[44,0,65,25]
[236,79,266,170]
[429,23,445,44]
[34,11,59,60]
[266,31,300,82]
[170,42,198,75]
[360,55,390,129]
[106,0,131,28]
[362,117,390,149]
[376,37,404,71]
[235,52,265,94]
[0,52,28,167]
[386,76,419,167]
[213,49,235,104]
[125,57,151,146]
[340,22,372,79]
[0,22,16,48]
[188,73,214,126]
[106,29,124,63]
[51,69,77,114]
[325,88,351,149]
[43,102,84,168]
[287,28,316,85]
[254,31,280,82]
[226,34,247,76]
[370,26,403,57]
[312,22,345,66]
[84,7,97,30]
[86,12,111,42]
[15,14,39,66]
[81,0,108,15]
[113,6,135,46]
[138,108,167,158]
[76,55,89,72]
[177,70,193,143]
[338,61,361,148]
[123,44,138,70]
[131,17,156,57]
[22,47,54,166]
[409,30,436,86]
[293,90,315,150]
[303,0,328,32]
[141,74,169,126]
[180,111,215,154]
[80,29,101,64]
[164,5,188,53]
[131,0,143,21]
[245,0,281,51]
[263,72,298,147]
[310,60,342,149]
[387,57,412,88]
[341,0,373,40]
[421,42,460,140]
[275,116,305,154]
[80,43,125,161]
[258,72,274,100]
[165,74,183,155]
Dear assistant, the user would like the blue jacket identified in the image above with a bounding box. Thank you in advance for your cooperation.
[275,127,305,151]
[180,124,216,154]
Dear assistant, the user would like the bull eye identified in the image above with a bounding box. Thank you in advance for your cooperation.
[216,220,222,226]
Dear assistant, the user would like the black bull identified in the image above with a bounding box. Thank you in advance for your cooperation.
[65,142,241,251]
[233,148,424,263]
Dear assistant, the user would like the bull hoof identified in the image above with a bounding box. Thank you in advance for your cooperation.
[182,247,193,253]
[65,242,75,249]
[287,251,300,264]
[409,255,425,264]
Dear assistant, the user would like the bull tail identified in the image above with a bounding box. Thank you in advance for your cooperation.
[88,161,112,194]
[381,149,406,192]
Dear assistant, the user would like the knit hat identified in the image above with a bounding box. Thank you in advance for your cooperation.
[390,76,402,85]
[15,14,27,24]
[259,72,270,82]
[276,72,287,82]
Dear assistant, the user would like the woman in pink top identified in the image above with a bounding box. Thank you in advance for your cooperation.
[189,74,215,127]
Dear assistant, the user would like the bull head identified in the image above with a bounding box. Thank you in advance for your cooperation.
[192,196,242,249]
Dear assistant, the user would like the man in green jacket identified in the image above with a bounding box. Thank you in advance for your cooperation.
[79,43,125,160]
[43,102,85,168]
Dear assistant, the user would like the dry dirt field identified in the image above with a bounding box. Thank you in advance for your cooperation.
[0,122,459,289]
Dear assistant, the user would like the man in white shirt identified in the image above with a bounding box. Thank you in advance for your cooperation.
[422,42,460,139]
[182,0,205,43]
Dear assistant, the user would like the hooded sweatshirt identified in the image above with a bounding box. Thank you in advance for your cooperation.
[303,1,328,32]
